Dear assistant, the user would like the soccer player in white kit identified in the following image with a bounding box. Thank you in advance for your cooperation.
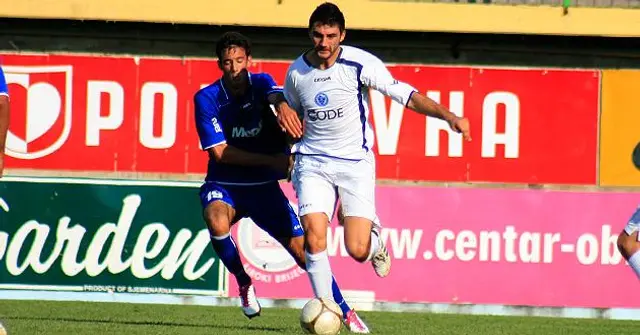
[618,204,640,281]
[616,144,640,281]
[280,2,471,306]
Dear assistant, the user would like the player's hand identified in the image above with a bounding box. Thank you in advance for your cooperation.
[276,103,303,139]
[449,117,471,141]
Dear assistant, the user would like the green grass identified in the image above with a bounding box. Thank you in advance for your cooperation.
[0,299,636,335]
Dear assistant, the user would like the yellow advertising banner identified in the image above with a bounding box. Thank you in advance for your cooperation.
[2,0,640,38]
[600,70,640,187]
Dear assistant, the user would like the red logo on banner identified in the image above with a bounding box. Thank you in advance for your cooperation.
[4,65,73,159]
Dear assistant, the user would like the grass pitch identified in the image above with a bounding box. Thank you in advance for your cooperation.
[0,299,635,334]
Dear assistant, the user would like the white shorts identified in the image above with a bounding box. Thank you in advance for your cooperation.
[291,152,379,226]
[624,205,640,241]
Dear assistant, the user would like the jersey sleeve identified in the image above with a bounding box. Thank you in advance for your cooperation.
[194,92,226,150]
[360,55,416,107]
[256,73,282,101]
[0,67,8,97]
[283,66,302,112]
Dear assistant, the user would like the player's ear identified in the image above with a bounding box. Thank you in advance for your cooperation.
[247,55,253,67]
[340,30,346,43]
[217,59,224,71]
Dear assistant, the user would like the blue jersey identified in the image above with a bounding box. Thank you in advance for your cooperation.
[0,67,8,96]
[194,72,289,184]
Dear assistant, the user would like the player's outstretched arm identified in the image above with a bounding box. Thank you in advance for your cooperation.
[0,68,9,178]
[407,92,471,141]
[360,53,471,141]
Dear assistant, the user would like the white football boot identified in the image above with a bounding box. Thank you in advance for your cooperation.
[371,228,391,277]
[239,283,261,318]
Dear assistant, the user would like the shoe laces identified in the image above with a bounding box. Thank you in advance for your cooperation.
[373,244,388,262]
[239,284,253,307]
[346,310,366,330]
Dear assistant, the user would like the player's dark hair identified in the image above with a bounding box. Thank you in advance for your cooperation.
[215,31,252,59]
[308,2,345,32]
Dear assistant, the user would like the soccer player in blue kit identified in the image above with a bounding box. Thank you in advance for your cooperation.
[193,32,370,332]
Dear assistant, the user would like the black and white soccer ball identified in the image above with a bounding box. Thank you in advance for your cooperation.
[299,297,343,335]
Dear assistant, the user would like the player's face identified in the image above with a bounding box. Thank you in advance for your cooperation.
[309,23,345,60]
[218,46,252,88]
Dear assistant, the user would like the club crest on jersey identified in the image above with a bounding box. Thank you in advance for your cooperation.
[314,92,329,107]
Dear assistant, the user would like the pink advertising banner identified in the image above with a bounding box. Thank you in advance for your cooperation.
[230,184,639,308]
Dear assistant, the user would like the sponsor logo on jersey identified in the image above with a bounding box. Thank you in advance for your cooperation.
[231,120,262,138]
[211,117,222,133]
[306,108,344,122]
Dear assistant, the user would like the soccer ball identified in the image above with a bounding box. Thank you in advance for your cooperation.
[299,297,343,335]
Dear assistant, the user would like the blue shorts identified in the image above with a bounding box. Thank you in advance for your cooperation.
[199,181,304,240]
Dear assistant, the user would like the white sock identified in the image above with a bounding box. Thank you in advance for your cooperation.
[628,251,640,280]
[305,250,333,298]
[366,231,380,262]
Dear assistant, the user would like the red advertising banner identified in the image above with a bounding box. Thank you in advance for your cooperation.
[1,53,599,184]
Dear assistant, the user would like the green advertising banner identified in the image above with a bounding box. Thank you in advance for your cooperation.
[0,177,226,296]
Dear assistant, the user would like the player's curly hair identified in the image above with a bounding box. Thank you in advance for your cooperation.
[215,32,252,59]
[308,2,345,32]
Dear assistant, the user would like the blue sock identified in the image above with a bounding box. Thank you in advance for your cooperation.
[331,276,351,318]
[211,233,251,287]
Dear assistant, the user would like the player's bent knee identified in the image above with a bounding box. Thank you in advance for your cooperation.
[203,201,233,236]
[304,230,328,254]
[617,232,640,258]
[342,216,373,262]
[345,239,369,263]
[301,213,329,254]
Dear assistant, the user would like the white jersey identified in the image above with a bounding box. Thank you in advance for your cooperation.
[284,45,416,160]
